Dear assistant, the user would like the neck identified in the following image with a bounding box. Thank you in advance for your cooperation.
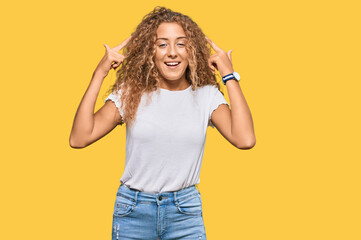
[159,77,190,91]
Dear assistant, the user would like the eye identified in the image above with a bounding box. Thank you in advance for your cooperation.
[178,43,185,46]
[159,44,167,47]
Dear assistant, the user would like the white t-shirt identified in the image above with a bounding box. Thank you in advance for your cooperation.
[105,84,229,193]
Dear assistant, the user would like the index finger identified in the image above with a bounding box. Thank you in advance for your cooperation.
[112,36,132,52]
[205,36,222,53]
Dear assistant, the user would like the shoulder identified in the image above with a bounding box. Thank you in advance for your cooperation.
[106,84,126,101]
[200,85,225,98]
[194,84,218,95]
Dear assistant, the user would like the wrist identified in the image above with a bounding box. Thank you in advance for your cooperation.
[222,71,240,85]
[93,69,108,79]
[220,69,234,77]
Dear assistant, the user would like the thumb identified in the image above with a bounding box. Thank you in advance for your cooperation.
[227,49,233,62]
[104,44,111,51]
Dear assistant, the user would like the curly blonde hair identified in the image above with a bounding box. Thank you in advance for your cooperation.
[105,6,225,127]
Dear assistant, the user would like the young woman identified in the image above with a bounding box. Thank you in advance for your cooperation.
[69,6,255,240]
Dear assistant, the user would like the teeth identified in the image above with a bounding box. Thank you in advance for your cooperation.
[165,62,180,66]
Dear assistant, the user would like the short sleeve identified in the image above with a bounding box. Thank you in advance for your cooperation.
[208,86,229,128]
[104,88,124,121]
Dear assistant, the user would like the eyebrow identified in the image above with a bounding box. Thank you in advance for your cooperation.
[156,37,187,41]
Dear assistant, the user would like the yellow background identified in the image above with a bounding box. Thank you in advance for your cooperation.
[1,0,360,239]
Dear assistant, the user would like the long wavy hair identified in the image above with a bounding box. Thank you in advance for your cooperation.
[105,6,225,127]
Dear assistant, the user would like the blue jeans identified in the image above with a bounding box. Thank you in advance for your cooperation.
[111,183,207,239]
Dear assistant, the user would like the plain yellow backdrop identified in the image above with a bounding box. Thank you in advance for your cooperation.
[1,0,360,239]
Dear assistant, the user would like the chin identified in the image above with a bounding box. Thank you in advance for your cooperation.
[162,76,183,81]
[160,71,187,81]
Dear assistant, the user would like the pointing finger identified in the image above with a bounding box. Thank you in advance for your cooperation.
[112,36,132,52]
[205,36,222,53]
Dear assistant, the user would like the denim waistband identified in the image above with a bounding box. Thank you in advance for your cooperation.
[116,183,201,205]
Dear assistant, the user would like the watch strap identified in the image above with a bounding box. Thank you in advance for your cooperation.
[222,71,240,85]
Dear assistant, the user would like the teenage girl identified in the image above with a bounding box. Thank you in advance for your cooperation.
[69,6,255,240]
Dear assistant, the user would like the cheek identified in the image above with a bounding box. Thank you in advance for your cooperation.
[181,51,189,62]
[155,51,166,62]
[154,61,163,72]
[183,54,190,65]
[154,55,163,67]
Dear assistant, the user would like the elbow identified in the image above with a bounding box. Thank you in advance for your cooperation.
[69,135,86,149]
[69,143,85,149]
[236,137,256,150]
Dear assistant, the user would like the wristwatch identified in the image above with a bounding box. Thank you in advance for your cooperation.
[222,71,240,85]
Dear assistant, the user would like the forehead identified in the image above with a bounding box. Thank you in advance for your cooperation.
[156,22,186,38]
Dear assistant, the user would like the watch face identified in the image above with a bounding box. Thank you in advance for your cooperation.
[234,72,241,80]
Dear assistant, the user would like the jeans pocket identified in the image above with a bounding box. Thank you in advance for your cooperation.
[176,193,203,216]
[113,194,136,217]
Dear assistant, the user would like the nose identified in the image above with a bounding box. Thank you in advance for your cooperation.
[167,44,177,58]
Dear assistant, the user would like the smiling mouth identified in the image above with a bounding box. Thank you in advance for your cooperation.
[164,62,181,67]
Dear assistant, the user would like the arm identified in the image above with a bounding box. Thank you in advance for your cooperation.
[206,37,256,149]
[210,80,256,149]
[69,36,131,148]
[69,71,122,148]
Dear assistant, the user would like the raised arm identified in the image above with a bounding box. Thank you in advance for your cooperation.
[69,36,131,148]
[206,36,256,149]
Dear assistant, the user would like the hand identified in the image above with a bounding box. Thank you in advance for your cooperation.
[94,36,132,77]
[205,36,234,77]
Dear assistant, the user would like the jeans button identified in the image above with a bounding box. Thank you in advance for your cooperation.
[158,195,162,201]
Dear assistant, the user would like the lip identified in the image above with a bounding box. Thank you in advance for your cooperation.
[164,61,181,69]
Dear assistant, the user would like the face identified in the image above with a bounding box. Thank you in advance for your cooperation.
[154,22,189,83]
